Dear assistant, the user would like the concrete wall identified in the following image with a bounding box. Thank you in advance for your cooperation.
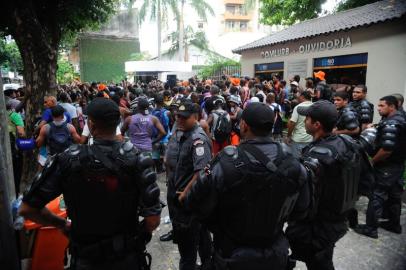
[239,19,406,122]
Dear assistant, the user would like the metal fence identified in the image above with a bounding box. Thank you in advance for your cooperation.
[198,65,242,81]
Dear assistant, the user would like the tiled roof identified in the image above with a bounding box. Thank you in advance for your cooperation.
[233,0,406,54]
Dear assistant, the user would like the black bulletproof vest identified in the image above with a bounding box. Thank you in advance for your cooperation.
[376,113,406,164]
[215,142,301,251]
[304,135,360,220]
[63,143,140,245]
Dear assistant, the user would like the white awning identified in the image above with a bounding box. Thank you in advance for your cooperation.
[125,61,193,73]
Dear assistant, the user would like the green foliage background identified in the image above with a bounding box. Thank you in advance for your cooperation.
[0,39,23,74]
[198,56,240,79]
[57,57,77,84]
[257,0,380,26]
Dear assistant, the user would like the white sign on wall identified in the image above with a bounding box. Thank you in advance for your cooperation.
[261,36,352,59]
[287,59,308,80]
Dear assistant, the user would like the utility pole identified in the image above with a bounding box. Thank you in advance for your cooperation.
[0,72,20,270]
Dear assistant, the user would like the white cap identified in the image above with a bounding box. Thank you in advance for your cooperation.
[250,97,260,103]
[290,81,299,86]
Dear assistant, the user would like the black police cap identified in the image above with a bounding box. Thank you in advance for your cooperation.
[87,97,120,123]
[297,100,338,127]
[241,102,274,131]
[177,100,200,117]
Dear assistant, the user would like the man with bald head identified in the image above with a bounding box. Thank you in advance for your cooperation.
[35,96,72,134]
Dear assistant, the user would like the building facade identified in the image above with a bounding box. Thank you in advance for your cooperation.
[69,8,140,83]
[233,0,406,120]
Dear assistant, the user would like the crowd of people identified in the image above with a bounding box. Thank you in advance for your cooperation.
[5,70,406,270]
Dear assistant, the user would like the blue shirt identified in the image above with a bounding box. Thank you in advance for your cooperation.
[42,108,71,123]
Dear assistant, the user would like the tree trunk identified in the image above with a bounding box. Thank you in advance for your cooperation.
[157,0,162,60]
[184,44,189,62]
[179,0,185,62]
[11,8,59,193]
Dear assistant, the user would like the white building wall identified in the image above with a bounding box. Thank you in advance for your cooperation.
[239,20,406,121]
[158,45,214,66]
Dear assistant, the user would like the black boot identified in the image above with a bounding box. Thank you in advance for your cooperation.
[160,230,173,241]
[347,209,359,229]
[353,224,378,239]
[379,221,402,234]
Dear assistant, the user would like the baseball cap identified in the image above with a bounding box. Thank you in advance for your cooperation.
[228,95,241,105]
[176,100,199,118]
[250,96,260,103]
[3,84,19,91]
[297,100,338,127]
[241,102,274,132]
[87,97,120,123]
[290,81,299,86]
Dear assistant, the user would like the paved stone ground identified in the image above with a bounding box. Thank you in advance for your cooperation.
[147,174,406,270]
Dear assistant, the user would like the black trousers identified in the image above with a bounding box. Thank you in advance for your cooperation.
[174,221,212,270]
[287,220,347,270]
[366,182,403,229]
[289,241,335,270]
[366,163,404,229]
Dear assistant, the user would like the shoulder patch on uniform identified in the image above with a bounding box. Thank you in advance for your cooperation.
[195,146,205,156]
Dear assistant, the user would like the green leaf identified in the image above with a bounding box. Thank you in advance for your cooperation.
[259,0,326,26]
[56,56,76,84]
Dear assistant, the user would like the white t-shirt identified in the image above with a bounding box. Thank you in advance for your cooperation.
[82,123,121,145]
[59,102,78,119]
[290,101,313,143]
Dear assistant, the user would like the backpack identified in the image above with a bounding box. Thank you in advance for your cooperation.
[47,122,72,155]
[304,135,360,219]
[152,108,169,133]
[271,104,283,135]
[318,83,333,102]
[231,109,243,136]
[213,111,232,143]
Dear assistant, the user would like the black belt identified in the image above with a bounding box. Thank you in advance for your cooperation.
[71,234,142,261]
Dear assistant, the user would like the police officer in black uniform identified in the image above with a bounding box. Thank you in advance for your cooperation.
[19,98,161,270]
[159,100,183,242]
[350,85,374,131]
[333,91,360,137]
[332,91,364,228]
[286,100,361,270]
[168,100,212,270]
[182,102,310,270]
[355,95,406,238]
[392,93,406,120]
